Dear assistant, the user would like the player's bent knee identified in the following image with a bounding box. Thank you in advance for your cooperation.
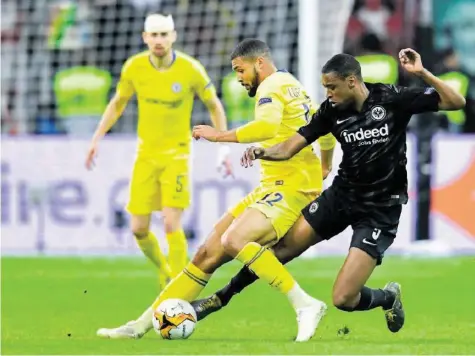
[272,240,296,264]
[130,215,151,239]
[163,219,181,234]
[220,229,244,257]
[132,232,148,240]
[162,209,183,234]
[131,227,149,239]
[192,244,224,274]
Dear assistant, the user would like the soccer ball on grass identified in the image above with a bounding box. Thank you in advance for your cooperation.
[152,298,197,340]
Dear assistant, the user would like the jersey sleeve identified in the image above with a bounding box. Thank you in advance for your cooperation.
[116,59,135,98]
[297,101,333,144]
[394,85,440,114]
[236,87,284,143]
[192,60,217,102]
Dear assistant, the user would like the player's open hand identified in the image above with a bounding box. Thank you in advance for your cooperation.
[192,125,219,142]
[85,142,98,170]
[399,48,424,75]
[241,146,265,168]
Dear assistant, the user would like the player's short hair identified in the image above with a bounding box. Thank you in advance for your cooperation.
[230,38,271,60]
[322,54,363,81]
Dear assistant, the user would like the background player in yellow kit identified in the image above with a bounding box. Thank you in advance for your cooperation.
[85,14,232,288]
[97,39,335,342]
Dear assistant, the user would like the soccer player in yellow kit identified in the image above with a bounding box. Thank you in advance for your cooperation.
[85,14,232,288]
[97,39,335,342]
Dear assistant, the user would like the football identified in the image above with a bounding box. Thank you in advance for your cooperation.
[152,299,197,340]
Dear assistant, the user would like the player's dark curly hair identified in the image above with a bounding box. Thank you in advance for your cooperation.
[322,54,363,81]
[230,38,271,60]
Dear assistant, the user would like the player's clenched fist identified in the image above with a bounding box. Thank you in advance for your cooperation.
[241,146,265,167]
[398,48,424,75]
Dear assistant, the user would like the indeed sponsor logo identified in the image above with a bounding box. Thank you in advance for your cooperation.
[341,124,389,145]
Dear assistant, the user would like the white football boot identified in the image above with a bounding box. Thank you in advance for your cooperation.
[96,320,147,339]
[294,299,327,342]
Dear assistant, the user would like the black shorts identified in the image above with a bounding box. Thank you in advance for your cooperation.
[301,186,402,265]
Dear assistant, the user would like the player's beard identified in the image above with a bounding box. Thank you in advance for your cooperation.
[247,69,259,98]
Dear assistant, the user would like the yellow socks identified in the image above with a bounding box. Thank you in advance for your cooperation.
[166,229,188,277]
[135,229,188,289]
[152,262,211,310]
[235,242,316,311]
[236,242,295,294]
[135,232,172,279]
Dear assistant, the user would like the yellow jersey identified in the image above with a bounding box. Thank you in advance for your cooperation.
[236,70,336,193]
[117,50,216,156]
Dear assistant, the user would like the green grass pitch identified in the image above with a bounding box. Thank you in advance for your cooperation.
[2,256,475,355]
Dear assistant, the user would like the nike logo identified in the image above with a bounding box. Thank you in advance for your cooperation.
[362,238,377,246]
[336,117,354,124]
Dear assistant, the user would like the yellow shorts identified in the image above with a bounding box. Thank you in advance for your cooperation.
[229,186,318,243]
[126,156,190,215]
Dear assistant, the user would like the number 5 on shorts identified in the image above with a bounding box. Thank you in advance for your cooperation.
[258,192,283,207]
[176,175,184,192]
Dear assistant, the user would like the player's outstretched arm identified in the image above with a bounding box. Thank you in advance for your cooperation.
[85,92,131,170]
[192,117,281,144]
[86,58,135,170]
[399,48,466,111]
[240,133,309,167]
[261,133,309,161]
[92,92,131,141]
[193,90,283,144]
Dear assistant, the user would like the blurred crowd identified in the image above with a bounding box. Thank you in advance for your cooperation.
[1,0,297,135]
[342,0,475,242]
[345,0,475,134]
[1,0,474,135]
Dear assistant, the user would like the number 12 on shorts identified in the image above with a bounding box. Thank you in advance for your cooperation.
[257,192,283,207]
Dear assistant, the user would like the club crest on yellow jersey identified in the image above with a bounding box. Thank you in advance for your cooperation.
[172,82,182,93]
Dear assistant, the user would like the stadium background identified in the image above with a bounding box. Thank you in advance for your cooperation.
[1,0,475,355]
[2,0,474,256]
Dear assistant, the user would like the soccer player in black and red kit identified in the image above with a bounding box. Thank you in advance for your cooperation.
[192,48,465,334]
